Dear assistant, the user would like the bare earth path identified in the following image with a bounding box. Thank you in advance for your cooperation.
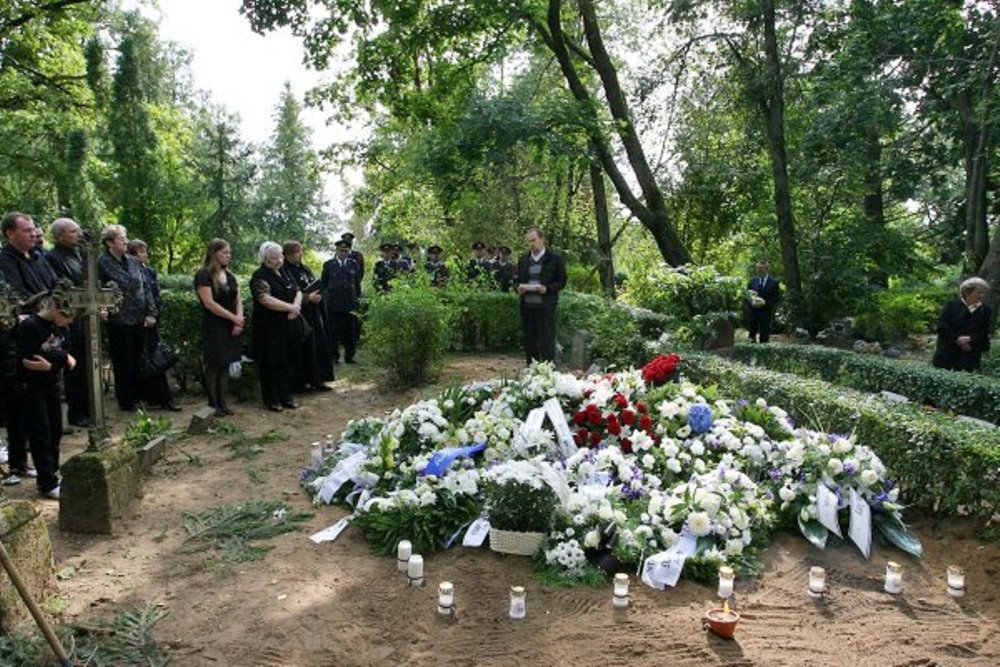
[6,353,998,666]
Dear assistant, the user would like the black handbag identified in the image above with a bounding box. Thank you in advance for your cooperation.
[140,340,180,379]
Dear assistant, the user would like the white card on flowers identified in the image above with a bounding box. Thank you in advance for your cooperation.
[309,517,350,544]
[816,484,843,538]
[317,451,367,504]
[640,532,698,589]
[543,397,577,458]
[463,518,491,547]
[524,407,546,433]
[848,488,871,559]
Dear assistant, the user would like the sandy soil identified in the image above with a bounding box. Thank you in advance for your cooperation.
[6,353,998,666]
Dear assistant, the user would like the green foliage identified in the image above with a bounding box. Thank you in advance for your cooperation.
[181,500,313,562]
[682,353,1000,528]
[71,604,170,667]
[123,410,173,448]
[364,278,450,387]
[733,342,1000,423]
[227,428,289,461]
[557,292,669,367]
[352,492,482,556]
[622,264,745,320]
[853,287,951,342]
[483,480,557,533]
[437,284,522,352]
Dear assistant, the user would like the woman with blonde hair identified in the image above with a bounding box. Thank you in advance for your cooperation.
[194,239,244,415]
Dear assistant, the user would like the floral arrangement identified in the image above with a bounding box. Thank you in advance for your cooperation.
[305,357,922,585]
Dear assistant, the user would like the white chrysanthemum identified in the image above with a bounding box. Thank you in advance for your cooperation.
[827,458,844,476]
[584,529,601,548]
[860,469,878,486]
[687,511,712,537]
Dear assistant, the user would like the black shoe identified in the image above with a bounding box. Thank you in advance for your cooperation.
[345,358,357,364]
[314,384,332,392]
[266,404,284,413]
[219,405,235,416]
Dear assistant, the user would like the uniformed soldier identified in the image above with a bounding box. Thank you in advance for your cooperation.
[424,245,450,287]
[373,242,397,293]
[492,245,516,292]
[320,239,360,364]
[340,233,364,295]
[466,241,490,282]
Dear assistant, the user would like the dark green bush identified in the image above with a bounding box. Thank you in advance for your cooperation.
[557,292,669,367]
[438,284,521,352]
[682,353,1000,528]
[364,279,450,387]
[732,341,1000,423]
[853,287,951,342]
[621,264,744,320]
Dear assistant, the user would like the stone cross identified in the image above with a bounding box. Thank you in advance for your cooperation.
[54,233,122,449]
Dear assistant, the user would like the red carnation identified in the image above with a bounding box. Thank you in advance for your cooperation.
[641,353,682,385]
[639,414,654,432]
[573,411,587,425]
[636,401,648,414]
[607,414,622,436]
[574,430,588,446]
[588,410,603,426]
[589,431,602,445]
[613,394,628,409]
[621,409,636,426]
[620,437,632,453]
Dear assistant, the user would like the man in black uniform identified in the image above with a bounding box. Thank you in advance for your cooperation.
[373,242,397,293]
[425,245,450,287]
[466,241,490,282]
[492,245,516,292]
[516,227,566,364]
[321,240,360,363]
[341,233,364,293]
[45,218,90,426]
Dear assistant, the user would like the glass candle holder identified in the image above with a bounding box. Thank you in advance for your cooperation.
[718,566,735,599]
[613,573,629,608]
[323,434,336,456]
[509,586,526,619]
[808,566,827,599]
[397,540,412,572]
[310,442,323,468]
[884,561,903,595]
[407,554,424,587]
[947,565,965,598]
[438,582,455,615]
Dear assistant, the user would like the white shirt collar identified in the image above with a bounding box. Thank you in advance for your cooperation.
[531,248,546,261]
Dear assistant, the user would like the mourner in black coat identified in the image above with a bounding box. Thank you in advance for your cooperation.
[932,278,994,372]
[284,241,334,390]
[516,228,567,364]
[320,240,361,363]
[745,260,781,343]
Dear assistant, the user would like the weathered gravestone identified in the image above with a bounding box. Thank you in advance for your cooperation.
[570,329,593,370]
[703,318,735,356]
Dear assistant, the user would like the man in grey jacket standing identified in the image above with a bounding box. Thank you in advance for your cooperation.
[516,227,567,364]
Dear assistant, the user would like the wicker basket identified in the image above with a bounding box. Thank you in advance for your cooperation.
[489,528,546,556]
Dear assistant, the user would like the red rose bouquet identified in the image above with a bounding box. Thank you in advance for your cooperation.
[641,353,681,386]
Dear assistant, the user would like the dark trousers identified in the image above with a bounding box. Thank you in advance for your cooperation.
[4,392,28,472]
[747,307,773,343]
[520,303,557,364]
[329,312,356,362]
[108,322,144,409]
[14,383,61,492]
[65,327,89,423]
[258,361,293,407]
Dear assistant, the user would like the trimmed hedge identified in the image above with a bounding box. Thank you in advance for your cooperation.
[733,342,1000,424]
[682,353,1000,528]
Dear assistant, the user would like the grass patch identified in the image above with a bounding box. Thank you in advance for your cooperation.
[124,411,176,448]
[181,500,313,563]
[228,428,289,461]
[532,559,609,588]
[245,466,265,484]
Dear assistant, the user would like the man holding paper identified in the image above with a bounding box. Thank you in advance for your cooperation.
[517,227,566,364]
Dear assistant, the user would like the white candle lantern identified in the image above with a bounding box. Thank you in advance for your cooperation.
[397,540,412,572]
[947,565,965,598]
[808,566,827,599]
[310,441,323,468]
[717,566,735,599]
[613,573,629,608]
[323,434,336,456]
[407,554,424,587]
[438,582,455,616]
[509,586,526,619]
[884,561,903,594]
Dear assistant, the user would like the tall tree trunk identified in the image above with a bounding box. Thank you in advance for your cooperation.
[589,159,615,298]
[969,14,1000,276]
[862,122,888,287]
[550,162,563,245]
[760,0,803,308]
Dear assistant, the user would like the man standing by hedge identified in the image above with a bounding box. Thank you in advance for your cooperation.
[746,260,781,343]
[517,227,566,364]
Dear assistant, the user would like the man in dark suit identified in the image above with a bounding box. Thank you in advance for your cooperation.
[424,245,450,287]
[320,240,360,363]
[492,245,515,292]
[466,241,490,281]
[516,227,567,364]
[746,260,781,343]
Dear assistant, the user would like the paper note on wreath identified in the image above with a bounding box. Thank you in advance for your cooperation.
[523,407,546,434]
[543,397,577,458]
[640,532,697,589]
[816,483,843,538]
[848,488,871,559]
[317,451,366,504]
[309,517,350,544]
[463,518,491,547]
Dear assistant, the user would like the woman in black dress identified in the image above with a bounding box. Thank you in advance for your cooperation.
[282,241,333,391]
[194,239,244,415]
[250,241,302,412]
[932,277,993,372]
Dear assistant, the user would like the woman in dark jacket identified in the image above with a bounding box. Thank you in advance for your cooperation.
[250,241,302,412]
[127,239,179,411]
[282,241,333,391]
[932,277,993,372]
[194,239,244,415]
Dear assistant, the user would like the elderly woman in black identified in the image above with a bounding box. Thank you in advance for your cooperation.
[98,224,156,412]
[282,240,333,391]
[251,241,302,412]
[932,277,994,372]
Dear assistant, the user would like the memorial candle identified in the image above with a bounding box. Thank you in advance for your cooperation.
[407,554,424,587]
[397,540,412,572]
[310,442,323,468]
[509,586,526,619]
[808,566,827,599]
[884,561,903,594]
[613,573,629,608]
[438,582,455,615]
[947,565,965,598]
[717,566,735,599]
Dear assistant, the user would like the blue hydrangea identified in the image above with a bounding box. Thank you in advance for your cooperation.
[687,404,714,434]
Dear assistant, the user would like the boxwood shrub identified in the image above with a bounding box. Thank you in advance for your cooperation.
[682,352,1000,530]
[732,342,1000,424]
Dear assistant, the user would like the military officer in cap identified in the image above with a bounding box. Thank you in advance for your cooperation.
[340,233,364,294]
[466,241,490,282]
[492,245,516,292]
[320,239,360,363]
[373,242,398,293]
[425,245,450,287]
